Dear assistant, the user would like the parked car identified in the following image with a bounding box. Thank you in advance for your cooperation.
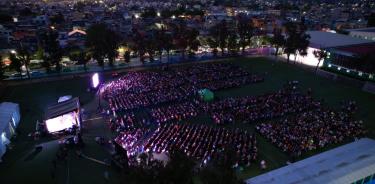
[10,73,27,78]
[30,71,43,77]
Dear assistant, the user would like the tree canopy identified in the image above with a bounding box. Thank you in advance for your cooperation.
[86,23,121,67]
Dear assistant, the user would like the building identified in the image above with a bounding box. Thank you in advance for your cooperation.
[58,28,87,48]
[0,25,12,43]
[347,27,375,41]
[246,138,375,184]
[288,31,375,68]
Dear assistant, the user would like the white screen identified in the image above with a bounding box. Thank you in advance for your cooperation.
[45,112,77,133]
[92,73,99,88]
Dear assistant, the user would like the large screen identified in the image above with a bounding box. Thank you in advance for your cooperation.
[92,73,99,88]
[45,112,78,133]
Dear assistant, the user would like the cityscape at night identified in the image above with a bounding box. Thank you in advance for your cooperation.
[0,0,375,183]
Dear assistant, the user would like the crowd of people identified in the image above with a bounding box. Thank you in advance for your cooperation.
[115,128,149,157]
[203,87,320,124]
[197,75,263,91]
[104,63,263,113]
[256,107,365,157]
[144,123,258,167]
[102,62,366,170]
[108,88,189,111]
[172,63,251,83]
[103,71,184,96]
[109,112,141,132]
[150,101,200,124]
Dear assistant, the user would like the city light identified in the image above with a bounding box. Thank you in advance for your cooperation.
[2,0,375,182]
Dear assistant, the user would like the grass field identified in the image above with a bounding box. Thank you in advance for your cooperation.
[0,56,374,183]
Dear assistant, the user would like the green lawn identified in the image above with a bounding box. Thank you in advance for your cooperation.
[0,57,374,183]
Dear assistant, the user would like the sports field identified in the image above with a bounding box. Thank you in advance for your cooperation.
[0,57,374,183]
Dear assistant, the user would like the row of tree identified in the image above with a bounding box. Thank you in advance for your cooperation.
[271,22,311,63]
[5,19,309,79]
[207,16,255,57]
[6,27,64,79]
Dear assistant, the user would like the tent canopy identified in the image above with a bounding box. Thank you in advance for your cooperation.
[45,97,80,120]
[198,89,214,102]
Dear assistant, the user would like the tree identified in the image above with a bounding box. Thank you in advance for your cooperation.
[40,28,63,72]
[207,37,219,57]
[367,13,375,27]
[313,48,328,73]
[141,8,157,18]
[155,28,165,62]
[86,23,121,68]
[0,54,5,79]
[159,149,195,184]
[77,51,90,72]
[0,13,12,24]
[237,15,254,54]
[164,32,174,63]
[227,32,239,56]
[130,28,147,64]
[41,57,51,72]
[124,51,131,63]
[186,28,200,58]
[210,20,229,56]
[124,153,164,184]
[34,46,45,60]
[271,28,285,61]
[295,31,310,63]
[199,146,244,184]
[145,31,157,62]
[17,43,31,79]
[291,23,310,63]
[105,30,121,66]
[49,12,65,25]
[9,53,23,79]
[69,49,90,72]
[284,22,298,63]
[123,149,195,184]
[172,20,189,60]
[19,7,33,17]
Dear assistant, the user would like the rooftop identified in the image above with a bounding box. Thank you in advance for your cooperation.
[307,31,374,48]
[44,97,80,120]
[246,138,375,184]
